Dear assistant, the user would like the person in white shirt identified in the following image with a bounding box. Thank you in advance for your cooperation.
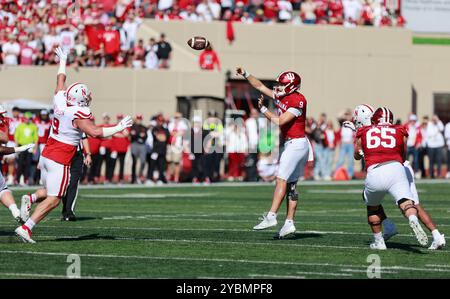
[196,0,221,21]
[180,5,201,21]
[343,0,362,26]
[426,115,445,178]
[2,34,21,65]
[278,0,293,22]
[145,38,159,69]
[245,109,260,181]
[122,14,142,50]
[444,121,450,179]
[405,114,420,173]
[158,0,173,11]
[43,27,61,53]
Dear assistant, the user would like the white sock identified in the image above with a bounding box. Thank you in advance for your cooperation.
[432,229,442,241]
[285,219,294,225]
[24,218,36,230]
[267,212,277,219]
[374,232,383,241]
[8,204,20,218]
[30,193,37,204]
[408,215,419,223]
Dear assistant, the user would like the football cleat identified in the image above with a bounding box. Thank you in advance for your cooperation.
[275,222,296,239]
[370,239,387,250]
[253,213,277,230]
[428,234,446,250]
[20,194,32,222]
[409,220,428,246]
[15,225,36,244]
[382,219,398,241]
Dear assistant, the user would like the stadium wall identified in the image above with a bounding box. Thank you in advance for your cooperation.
[0,21,449,122]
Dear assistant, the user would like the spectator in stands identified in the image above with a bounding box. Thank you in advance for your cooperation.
[19,35,36,66]
[312,114,327,180]
[445,120,450,179]
[343,0,362,27]
[257,152,278,182]
[300,0,316,24]
[336,110,355,178]
[147,114,170,184]
[190,115,207,183]
[14,112,38,186]
[99,113,115,184]
[323,120,339,180]
[103,23,121,66]
[122,12,142,50]
[199,44,221,71]
[203,110,224,182]
[405,114,421,173]
[277,0,293,23]
[130,114,148,184]
[2,34,20,65]
[156,33,172,69]
[166,112,188,183]
[179,5,201,21]
[245,109,260,182]
[197,0,221,21]
[264,0,279,22]
[426,114,445,178]
[144,37,159,69]
[87,117,102,184]
[417,116,429,179]
[112,114,131,184]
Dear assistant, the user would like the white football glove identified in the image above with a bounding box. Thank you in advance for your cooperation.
[118,115,133,130]
[343,121,356,132]
[358,149,365,158]
[14,143,35,153]
[54,46,68,62]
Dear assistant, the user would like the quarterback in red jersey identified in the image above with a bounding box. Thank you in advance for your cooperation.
[236,67,313,238]
[354,107,429,249]
[15,47,133,243]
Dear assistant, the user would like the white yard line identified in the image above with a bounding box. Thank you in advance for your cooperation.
[1,250,448,273]
[296,271,353,277]
[0,272,121,279]
[340,268,398,274]
[248,274,306,279]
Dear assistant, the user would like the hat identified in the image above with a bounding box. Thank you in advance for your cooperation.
[40,109,48,115]
[24,112,33,119]
[409,114,417,121]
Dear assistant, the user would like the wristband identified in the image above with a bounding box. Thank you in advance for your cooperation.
[57,59,66,75]
[260,106,268,114]
[243,70,250,78]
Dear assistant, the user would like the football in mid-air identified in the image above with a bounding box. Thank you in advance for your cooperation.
[187,36,209,50]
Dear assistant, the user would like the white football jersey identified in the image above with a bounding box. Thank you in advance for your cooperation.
[49,91,92,146]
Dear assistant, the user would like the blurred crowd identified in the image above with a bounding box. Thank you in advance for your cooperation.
[0,0,404,68]
[2,106,450,186]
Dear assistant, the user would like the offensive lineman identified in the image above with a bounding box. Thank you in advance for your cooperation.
[346,105,445,250]
[236,67,312,238]
[354,107,429,249]
[15,47,133,243]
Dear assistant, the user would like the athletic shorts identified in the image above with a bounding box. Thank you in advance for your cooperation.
[166,145,182,164]
[277,137,309,183]
[363,161,414,206]
[39,156,71,197]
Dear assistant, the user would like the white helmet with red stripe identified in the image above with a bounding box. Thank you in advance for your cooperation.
[352,104,374,128]
[66,82,92,107]
[371,107,394,125]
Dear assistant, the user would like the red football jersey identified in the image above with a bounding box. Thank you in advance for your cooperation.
[356,124,408,168]
[273,92,307,139]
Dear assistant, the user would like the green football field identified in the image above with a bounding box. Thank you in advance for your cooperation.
[0,181,449,279]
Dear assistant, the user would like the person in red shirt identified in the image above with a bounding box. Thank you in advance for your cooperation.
[328,0,344,25]
[354,107,428,250]
[199,44,221,71]
[237,67,312,238]
[263,0,279,21]
[34,110,51,153]
[102,23,121,65]
[111,114,131,183]
[87,117,103,184]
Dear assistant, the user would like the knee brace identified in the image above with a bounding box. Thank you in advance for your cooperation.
[367,205,386,226]
[397,198,417,215]
[286,182,298,201]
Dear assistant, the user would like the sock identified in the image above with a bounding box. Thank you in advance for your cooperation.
[285,219,294,225]
[374,232,383,241]
[24,218,36,231]
[30,193,37,204]
[267,212,277,219]
[432,229,441,241]
[8,204,20,218]
[408,215,418,223]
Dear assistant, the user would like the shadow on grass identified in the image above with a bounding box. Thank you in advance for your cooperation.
[271,232,323,241]
[0,231,19,243]
[384,242,427,254]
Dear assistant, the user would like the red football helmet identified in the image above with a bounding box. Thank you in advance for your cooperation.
[371,107,394,125]
[274,71,301,97]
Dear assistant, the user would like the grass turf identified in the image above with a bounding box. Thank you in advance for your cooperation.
[0,182,449,279]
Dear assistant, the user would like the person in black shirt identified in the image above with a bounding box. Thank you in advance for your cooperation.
[129,114,148,184]
[147,114,170,184]
[156,33,172,69]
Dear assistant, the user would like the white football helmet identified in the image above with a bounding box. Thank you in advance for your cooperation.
[352,104,374,128]
[0,105,6,115]
[66,82,92,107]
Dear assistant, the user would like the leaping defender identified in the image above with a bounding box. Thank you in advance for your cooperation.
[236,67,312,238]
[15,47,133,243]
[345,105,445,250]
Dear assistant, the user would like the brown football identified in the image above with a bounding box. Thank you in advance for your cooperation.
[187,36,210,50]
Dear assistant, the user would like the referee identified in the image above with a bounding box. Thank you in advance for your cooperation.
[61,134,92,221]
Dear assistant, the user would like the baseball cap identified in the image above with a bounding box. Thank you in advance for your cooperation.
[409,114,417,121]
[40,109,48,115]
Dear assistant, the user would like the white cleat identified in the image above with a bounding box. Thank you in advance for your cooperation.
[275,222,296,239]
[382,219,398,241]
[370,239,387,250]
[428,234,446,250]
[253,213,277,230]
[15,226,36,244]
[20,194,32,222]
[409,220,428,246]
